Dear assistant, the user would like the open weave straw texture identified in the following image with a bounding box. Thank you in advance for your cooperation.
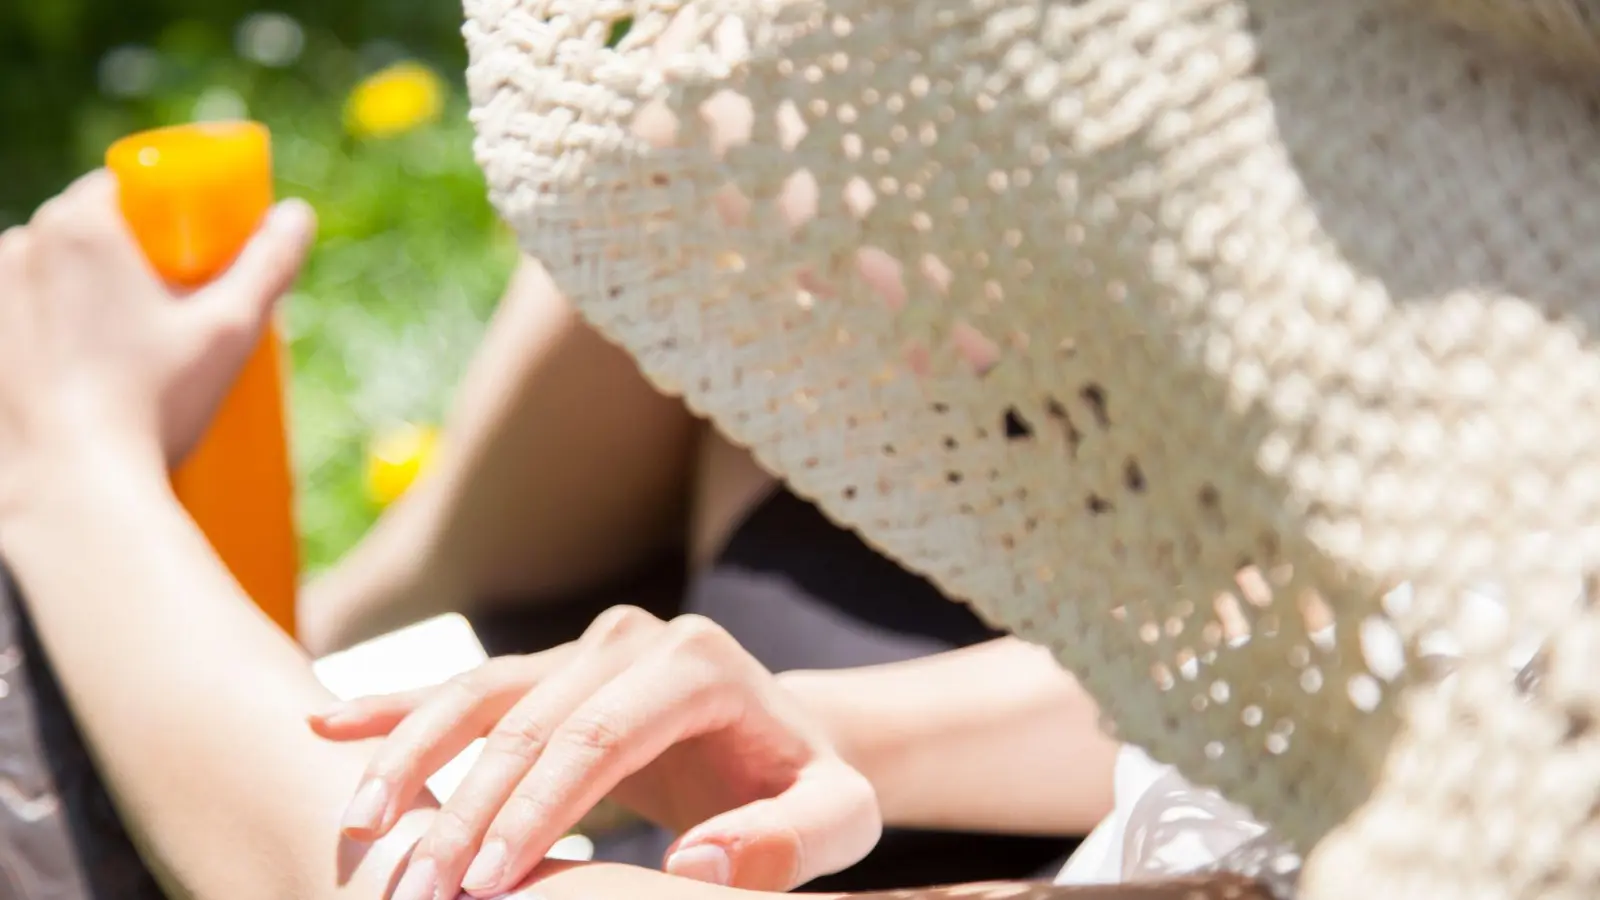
[463,1,1600,895]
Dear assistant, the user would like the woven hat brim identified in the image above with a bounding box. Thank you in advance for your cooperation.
[464,1,1600,894]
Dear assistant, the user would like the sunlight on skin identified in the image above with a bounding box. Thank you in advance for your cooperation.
[630,8,1001,382]
[496,868,1271,900]
[362,14,1269,900]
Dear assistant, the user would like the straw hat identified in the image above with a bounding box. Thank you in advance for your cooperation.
[462,1,1600,895]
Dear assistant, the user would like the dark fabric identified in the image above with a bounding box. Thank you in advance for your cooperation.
[0,484,1069,899]
[702,489,1075,890]
[469,552,687,658]
[711,488,1007,653]
[472,487,1078,891]
[0,562,167,900]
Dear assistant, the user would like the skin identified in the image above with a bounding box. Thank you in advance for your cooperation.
[298,254,1116,900]
[0,168,1236,900]
[297,258,699,650]
[327,606,884,897]
[0,172,843,900]
[297,13,1118,900]
[310,614,1115,898]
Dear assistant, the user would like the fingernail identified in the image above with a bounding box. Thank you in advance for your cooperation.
[391,857,438,900]
[665,844,731,886]
[461,839,508,891]
[341,779,389,835]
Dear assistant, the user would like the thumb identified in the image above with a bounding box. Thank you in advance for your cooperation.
[193,198,316,342]
[663,762,882,892]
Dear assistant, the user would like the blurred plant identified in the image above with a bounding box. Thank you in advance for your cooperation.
[608,16,635,48]
[0,9,517,568]
[0,0,472,220]
[236,12,306,68]
[365,422,441,507]
[0,6,654,572]
[345,61,445,139]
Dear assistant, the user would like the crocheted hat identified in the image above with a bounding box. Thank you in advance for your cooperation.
[462,1,1600,895]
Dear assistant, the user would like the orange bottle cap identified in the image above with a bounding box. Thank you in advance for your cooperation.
[106,121,274,288]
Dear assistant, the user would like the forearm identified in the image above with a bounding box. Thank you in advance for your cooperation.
[781,638,1117,836]
[524,863,1265,899]
[0,449,426,900]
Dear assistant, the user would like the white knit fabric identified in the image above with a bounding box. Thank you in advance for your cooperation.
[462,1,1600,895]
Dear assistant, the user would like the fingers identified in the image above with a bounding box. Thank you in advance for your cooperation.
[338,677,506,841]
[32,171,127,248]
[391,670,603,899]
[330,653,560,840]
[666,760,882,891]
[395,608,662,900]
[312,644,583,743]
[0,226,30,267]
[61,169,121,211]
[191,198,316,347]
[308,688,434,741]
[32,169,117,225]
[25,171,150,276]
[459,618,747,895]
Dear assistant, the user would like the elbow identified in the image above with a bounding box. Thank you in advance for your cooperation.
[183,796,437,900]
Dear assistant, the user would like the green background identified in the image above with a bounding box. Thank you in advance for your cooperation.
[0,1,517,570]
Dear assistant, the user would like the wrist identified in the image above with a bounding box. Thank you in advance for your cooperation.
[777,668,915,824]
[0,434,170,537]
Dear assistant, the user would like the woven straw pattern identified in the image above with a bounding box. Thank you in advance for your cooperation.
[463,1,1600,895]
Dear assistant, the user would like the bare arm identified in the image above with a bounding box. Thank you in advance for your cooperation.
[0,450,1151,900]
[528,867,1268,900]
[301,257,699,654]
[783,638,1118,837]
[1,445,428,900]
[317,630,1117,894]
[0,441,799,900]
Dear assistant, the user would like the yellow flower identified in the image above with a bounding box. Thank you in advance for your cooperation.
[365,423,441,507]
[345,62,444,139]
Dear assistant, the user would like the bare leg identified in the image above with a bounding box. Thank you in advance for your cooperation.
[299,258,699,655]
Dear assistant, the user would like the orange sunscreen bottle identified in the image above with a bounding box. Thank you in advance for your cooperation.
[105,121,300,636]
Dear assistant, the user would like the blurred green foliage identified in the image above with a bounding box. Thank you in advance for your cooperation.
[1,0,471,219]
[0,3,519,569]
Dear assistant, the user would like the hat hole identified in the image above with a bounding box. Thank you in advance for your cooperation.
[903,339,931,378]
[1124,458,1147,493]
[843,175,875,218]
[1214,591,1251,644]
[779,169,819,233]
[1080,382,1110,428]
[603,16,634,48]
[856,246,906,310]
[1004,407,1034,441]
[1299,590,1335,644]
[1358,614,1406,682]
[1347,674,1382,712]
[1265,721,1294,755]
[952,321,1000,376]
[1235,565,1273,608]
[1043,396,1083,457]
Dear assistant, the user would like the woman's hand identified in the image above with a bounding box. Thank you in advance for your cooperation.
[309,607,882,899]
[0,171,314,518]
